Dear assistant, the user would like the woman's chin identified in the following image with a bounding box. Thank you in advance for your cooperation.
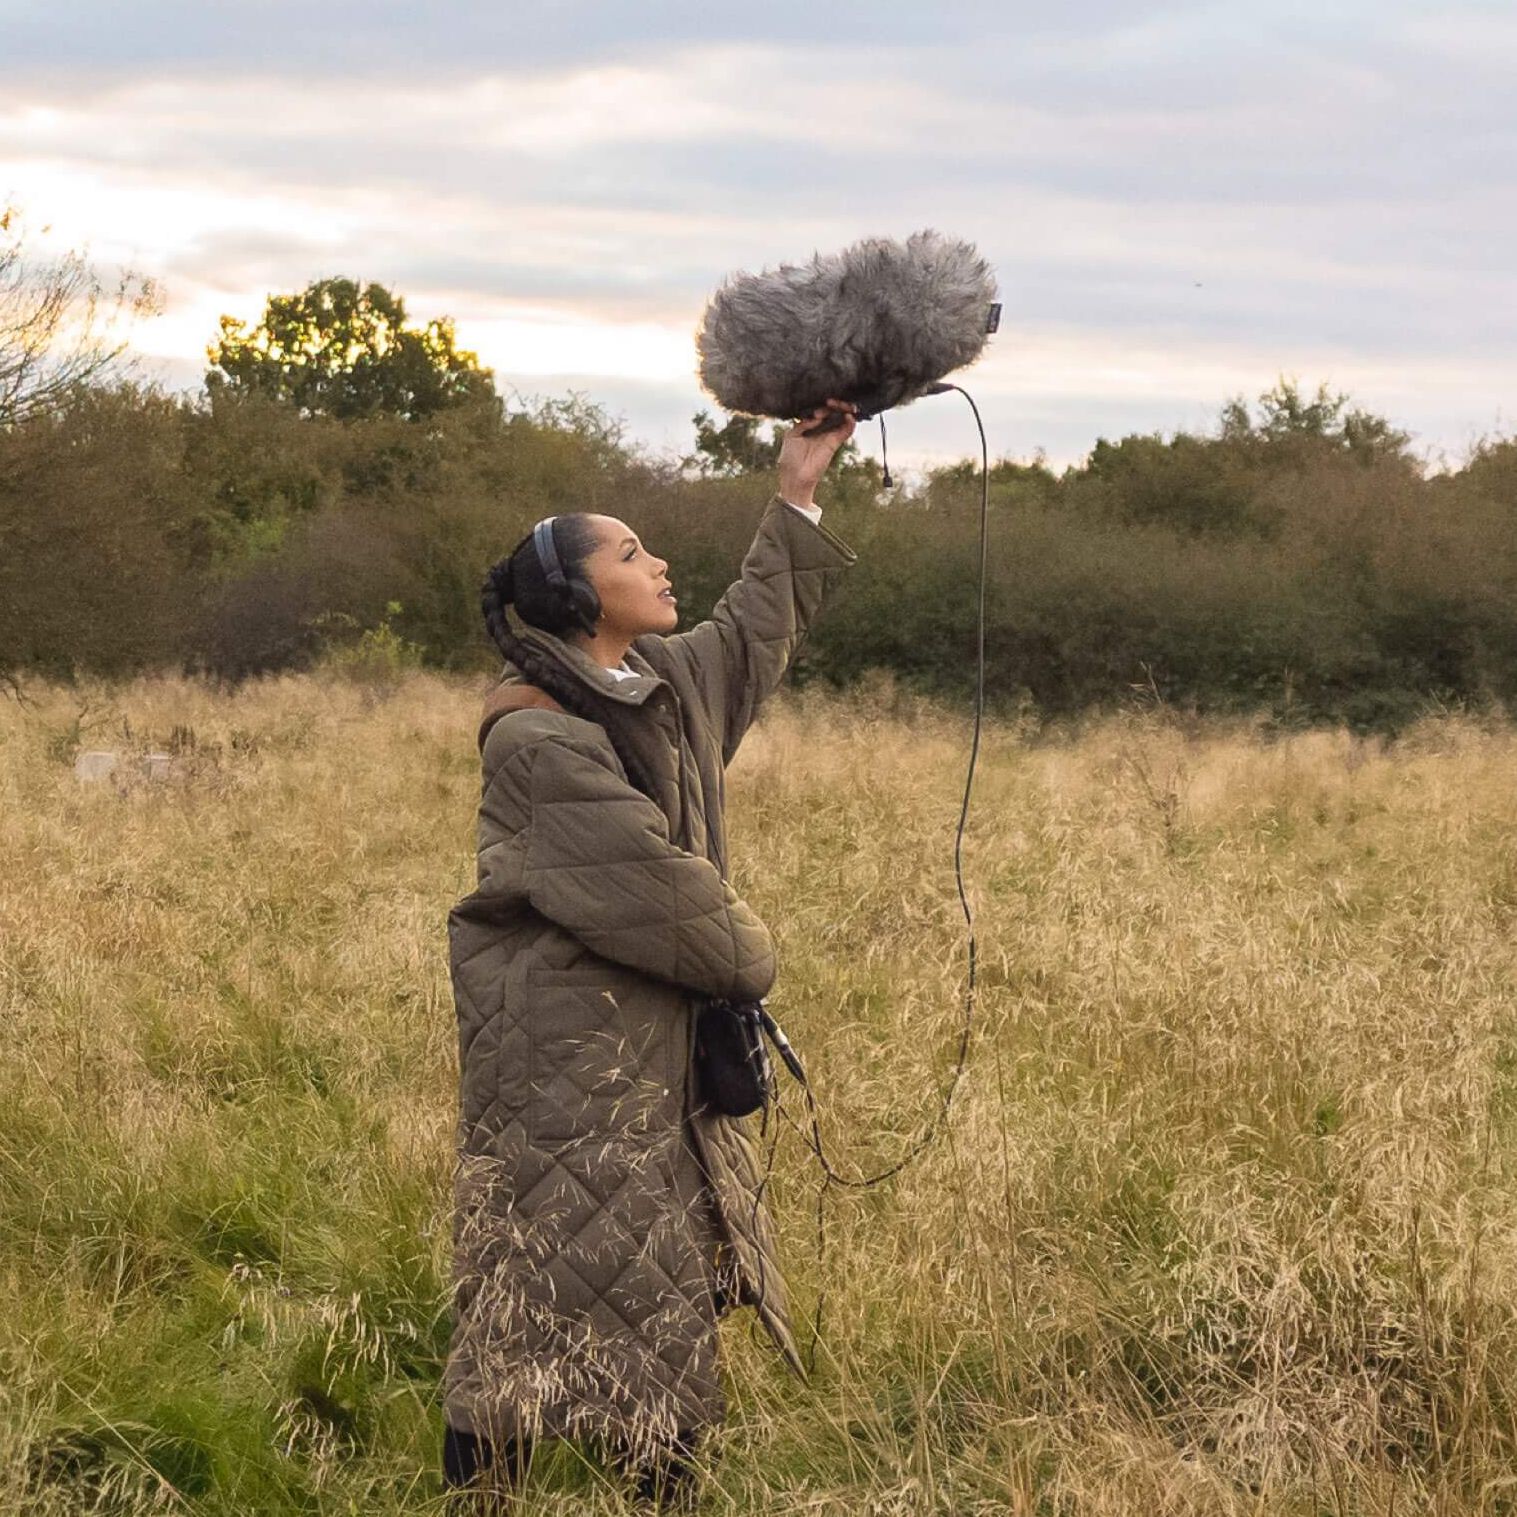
[631,605,679,636]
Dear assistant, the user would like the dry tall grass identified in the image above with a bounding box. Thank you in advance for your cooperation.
[2,670,1516,1513]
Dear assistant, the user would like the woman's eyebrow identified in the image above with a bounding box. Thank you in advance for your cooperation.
[619,536,639,549]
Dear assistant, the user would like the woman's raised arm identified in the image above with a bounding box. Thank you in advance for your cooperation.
[634,402,861,764]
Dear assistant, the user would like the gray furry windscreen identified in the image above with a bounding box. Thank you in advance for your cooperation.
[695,230,998,420]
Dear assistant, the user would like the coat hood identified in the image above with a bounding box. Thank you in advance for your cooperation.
[477,678,565,751]
[477,600,672,751]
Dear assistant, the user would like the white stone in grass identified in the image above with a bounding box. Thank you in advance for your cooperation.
[141,752,175,781]
[75,750,119,782]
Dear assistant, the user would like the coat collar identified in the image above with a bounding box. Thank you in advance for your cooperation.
[478,602,669,751]
[501,601,665,705]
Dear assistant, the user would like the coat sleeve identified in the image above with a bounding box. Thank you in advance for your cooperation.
[633,492,859,766]
[500,724,778,1002]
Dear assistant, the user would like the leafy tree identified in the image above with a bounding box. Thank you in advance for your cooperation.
[0,201,159,427]
[684,409,783,475]
[1219,378,1410,465]
[1071,432,1256,534]
[207,277,496,421]
[0,384,197,680]
[1451,436,1517,506]
[684,406,877,485]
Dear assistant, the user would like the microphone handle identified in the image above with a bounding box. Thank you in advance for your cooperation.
[795,382,953,434]
[795,406,858,434]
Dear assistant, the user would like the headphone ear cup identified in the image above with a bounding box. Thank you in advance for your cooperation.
[569,580,601,632]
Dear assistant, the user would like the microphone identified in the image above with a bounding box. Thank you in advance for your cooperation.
[696,230,1000,426]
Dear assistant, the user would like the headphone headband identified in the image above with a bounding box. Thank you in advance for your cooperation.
[532,516,566,589]
[531,513,600,634]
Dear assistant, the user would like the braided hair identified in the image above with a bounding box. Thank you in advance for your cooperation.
[481,514,660,803]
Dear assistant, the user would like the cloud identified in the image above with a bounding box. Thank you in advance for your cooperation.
[2,3,1513,469]
[0,0,1177,77]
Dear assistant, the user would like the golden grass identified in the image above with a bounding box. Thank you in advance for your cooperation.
[3,668,1516,1513]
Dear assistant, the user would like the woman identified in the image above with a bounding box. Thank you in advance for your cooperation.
[443,400,860,1508]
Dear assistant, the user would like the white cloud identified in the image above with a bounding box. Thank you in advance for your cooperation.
[470,310,695,381]
[2,6,1513,470]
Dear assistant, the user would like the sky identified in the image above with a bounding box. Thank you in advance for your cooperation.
[3,0,1514,474]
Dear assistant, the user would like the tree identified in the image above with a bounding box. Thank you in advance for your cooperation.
[0,202,159,427]
[207,277,497,421]
[684,406,875,481]
[684,409,783,475]
[1219,378,1411,465]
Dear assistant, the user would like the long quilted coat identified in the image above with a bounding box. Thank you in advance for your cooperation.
[444,492,858,1454]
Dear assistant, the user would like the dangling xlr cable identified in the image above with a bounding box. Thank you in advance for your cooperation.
[696,232,999,1371]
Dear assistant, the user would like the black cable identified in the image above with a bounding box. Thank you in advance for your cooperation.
[781,382,990,1371]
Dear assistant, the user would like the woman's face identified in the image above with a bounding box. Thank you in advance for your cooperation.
[580,515,679,637]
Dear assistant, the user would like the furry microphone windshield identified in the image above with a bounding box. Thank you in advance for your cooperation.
[695,229,999,423]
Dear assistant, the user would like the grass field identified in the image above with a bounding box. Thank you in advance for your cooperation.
[3,669,1516,1514]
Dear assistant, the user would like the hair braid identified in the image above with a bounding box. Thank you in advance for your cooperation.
[481,561,661,805]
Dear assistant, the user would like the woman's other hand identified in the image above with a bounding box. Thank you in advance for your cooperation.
[778,398,858,508]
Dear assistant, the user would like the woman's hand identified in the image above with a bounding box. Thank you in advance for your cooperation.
[778,398,858,508]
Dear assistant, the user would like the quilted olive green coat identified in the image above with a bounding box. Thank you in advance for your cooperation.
[444,493,858,1453]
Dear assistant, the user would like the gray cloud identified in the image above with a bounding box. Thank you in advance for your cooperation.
[2,0,1194,76]
[3,1,1513,467]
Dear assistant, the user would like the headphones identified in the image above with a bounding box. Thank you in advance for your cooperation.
[532,516,602,636]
